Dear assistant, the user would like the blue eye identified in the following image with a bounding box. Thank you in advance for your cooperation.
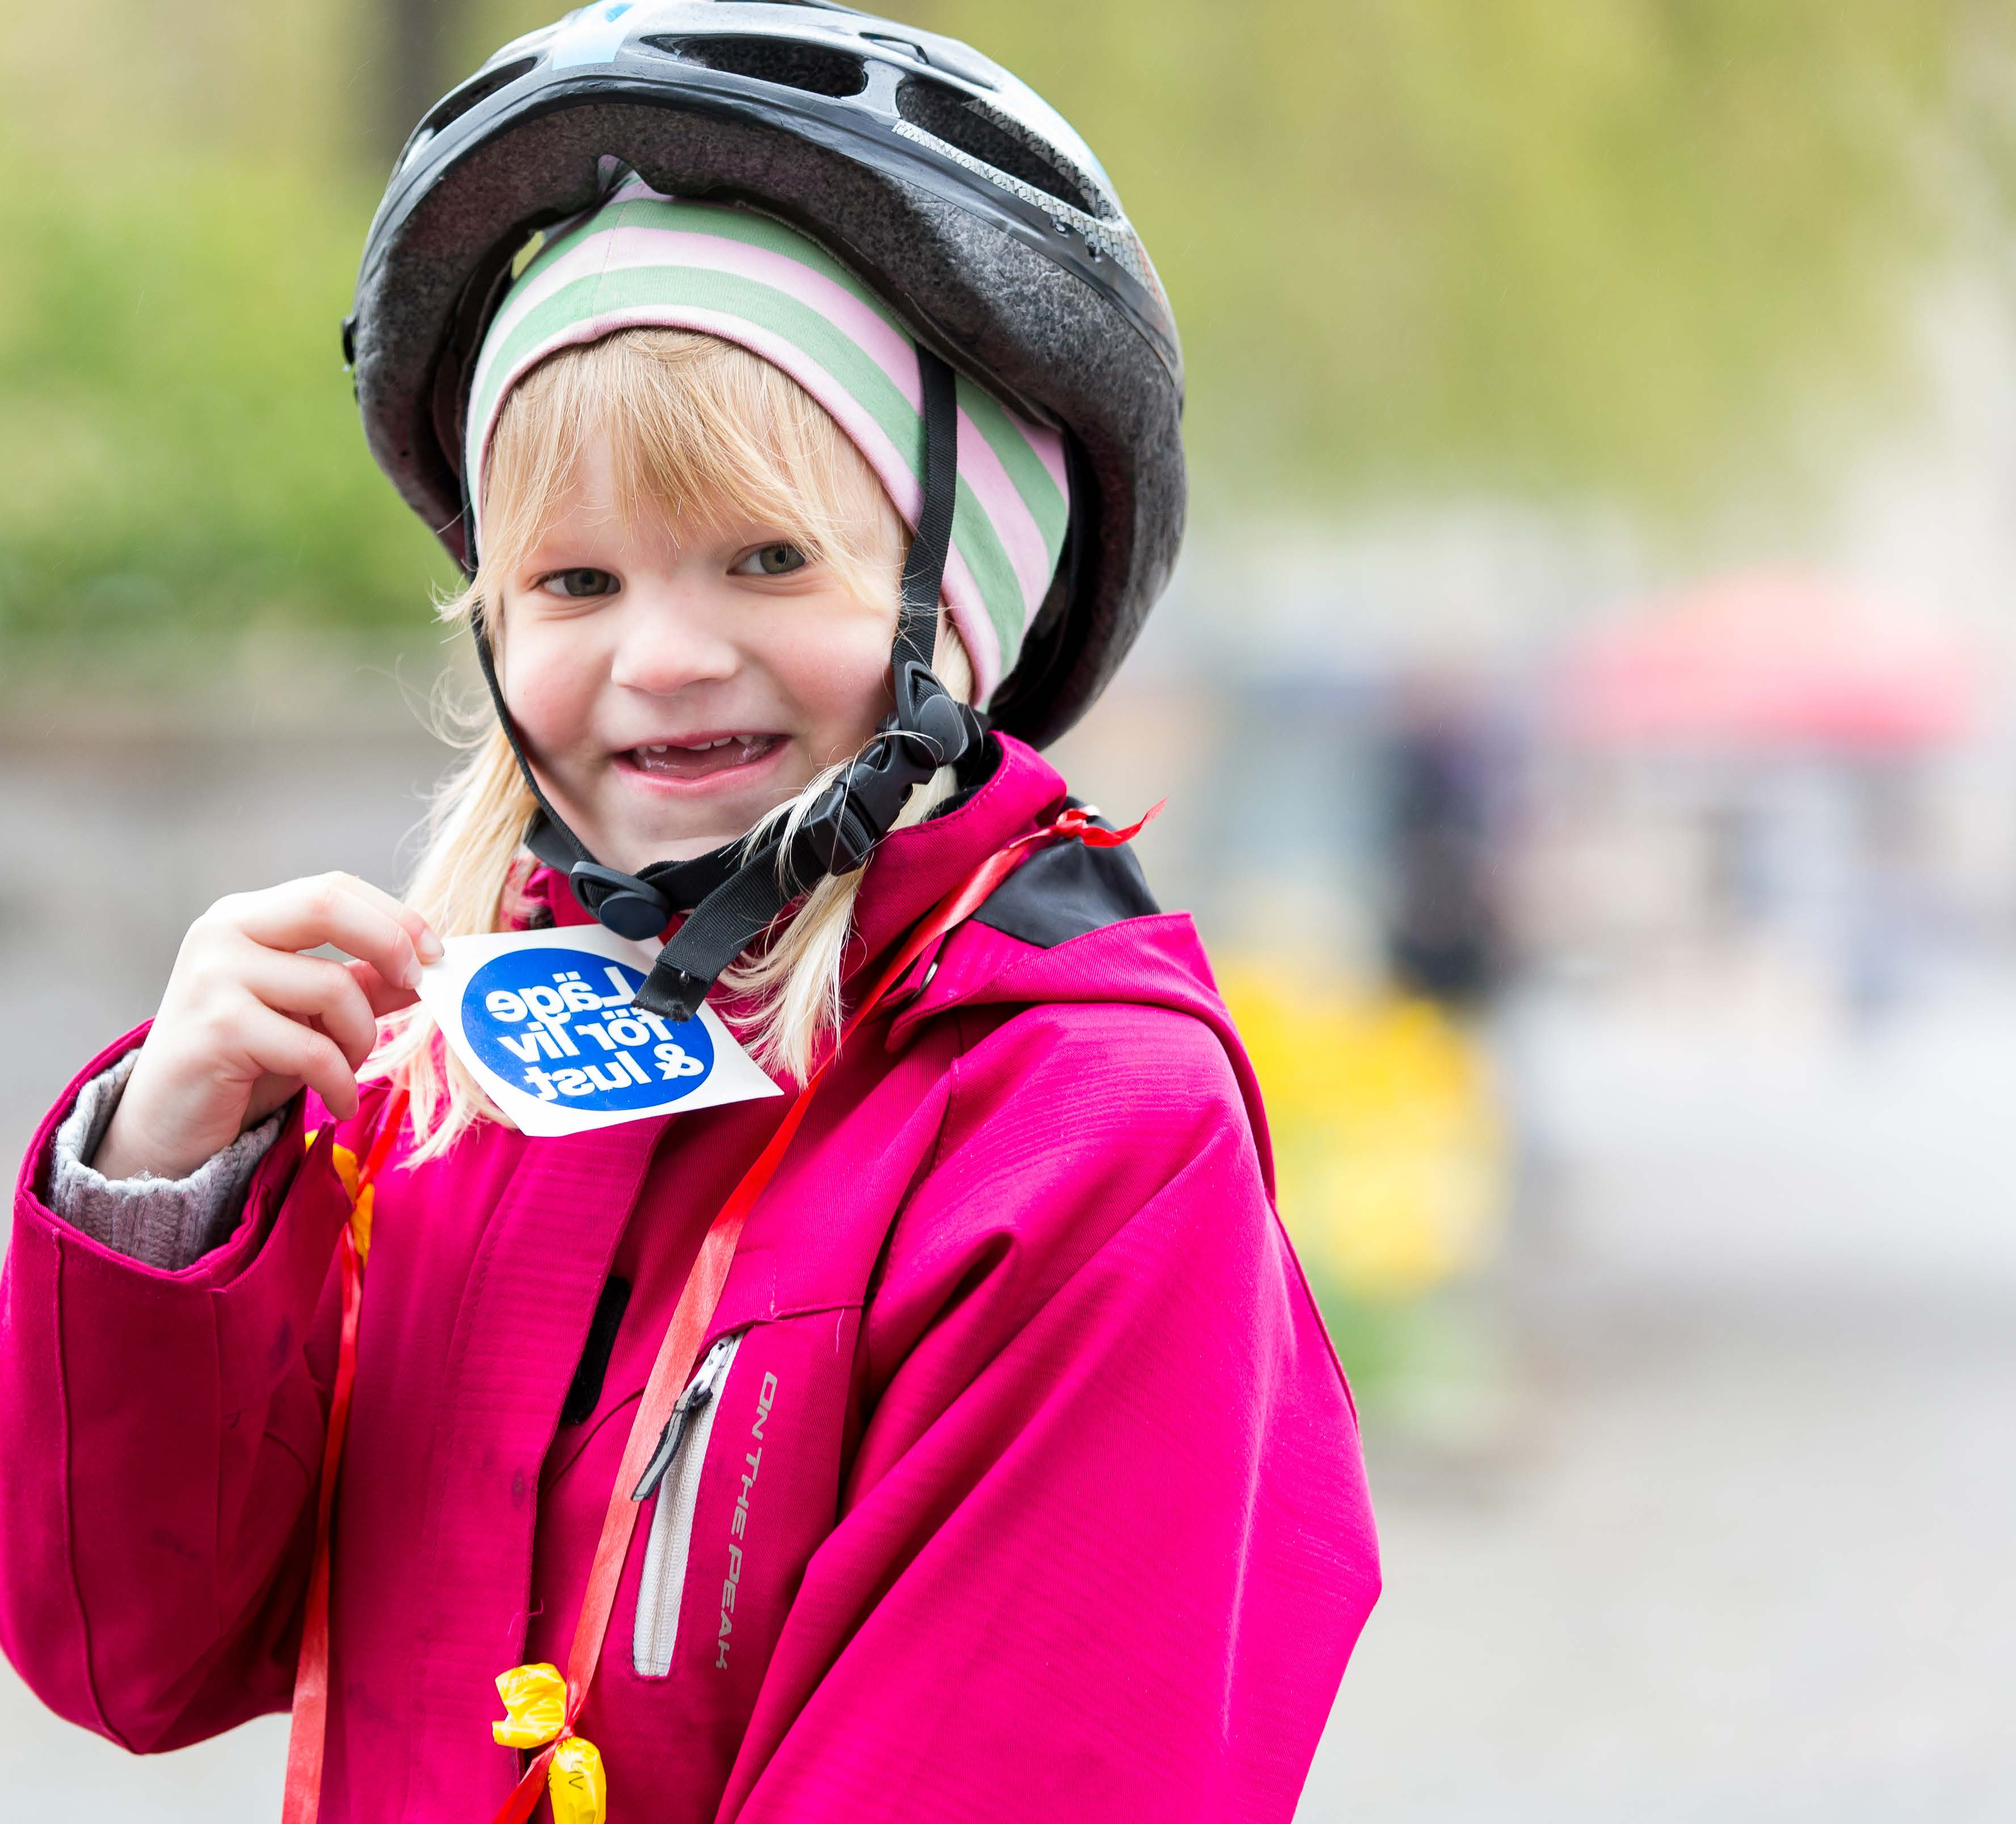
[544,568,619,598]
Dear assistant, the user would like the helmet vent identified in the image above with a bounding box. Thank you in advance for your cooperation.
[407,57,538,159]
[642,35,868,99]
[894,78,1104,219]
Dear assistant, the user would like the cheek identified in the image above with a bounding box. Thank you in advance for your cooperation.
[501,620,602,752]
[772,613,893,742]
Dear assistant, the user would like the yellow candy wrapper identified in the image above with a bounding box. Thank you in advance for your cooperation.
[491,1662,567,1749]
[548,1735,607,1824]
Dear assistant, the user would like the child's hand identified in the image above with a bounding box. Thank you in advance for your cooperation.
[94,874,443,1182]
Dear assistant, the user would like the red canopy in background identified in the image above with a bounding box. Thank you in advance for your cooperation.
[1557,569,1978,753]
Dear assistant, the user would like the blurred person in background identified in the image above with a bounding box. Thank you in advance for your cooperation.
[0,7,1377,1822]
[1381,676,1510,1012]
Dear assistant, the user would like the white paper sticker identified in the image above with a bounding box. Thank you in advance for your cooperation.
[416,926,781,1137]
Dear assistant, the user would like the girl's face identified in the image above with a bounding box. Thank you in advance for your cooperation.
[495,435,903,869]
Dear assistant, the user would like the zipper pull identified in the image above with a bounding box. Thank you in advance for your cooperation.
[630,1337,734,1502]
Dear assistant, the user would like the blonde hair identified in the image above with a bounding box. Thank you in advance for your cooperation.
[373,328,971,1161]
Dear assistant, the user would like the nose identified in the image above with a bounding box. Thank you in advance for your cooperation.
[607,579,740,698]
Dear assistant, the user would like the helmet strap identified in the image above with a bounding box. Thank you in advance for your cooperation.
[464,346,980,1023]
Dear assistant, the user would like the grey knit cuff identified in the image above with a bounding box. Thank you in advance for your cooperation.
[48,1052,287,1271]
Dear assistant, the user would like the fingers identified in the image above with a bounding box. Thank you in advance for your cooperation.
[346,957,422,1019]
[321,872,445,965]
[236,951,382,1069]
[215,873,441,989]
[117,875,439,1169]
[234,1002,361,1120]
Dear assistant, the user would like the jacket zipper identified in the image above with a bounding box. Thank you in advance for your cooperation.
[632,1331,741,1679]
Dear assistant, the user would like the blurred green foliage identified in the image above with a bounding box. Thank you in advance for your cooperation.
[0,152,454,671]
[907,0,1955,505]
[0,0,2007,666]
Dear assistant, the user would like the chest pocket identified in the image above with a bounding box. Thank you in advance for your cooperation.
[633,1332,742,1678]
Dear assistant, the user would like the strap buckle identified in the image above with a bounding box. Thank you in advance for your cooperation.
[789,671,977,881]
[566,863,674,942]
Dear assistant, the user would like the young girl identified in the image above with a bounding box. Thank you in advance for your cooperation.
[0,7,1378,1821]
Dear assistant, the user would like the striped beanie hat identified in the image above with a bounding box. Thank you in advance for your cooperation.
[465,177,1070,704]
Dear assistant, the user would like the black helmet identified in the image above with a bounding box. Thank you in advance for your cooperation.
[347,0,1185,750]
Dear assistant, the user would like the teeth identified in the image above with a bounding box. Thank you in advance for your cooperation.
[632,736,766,760]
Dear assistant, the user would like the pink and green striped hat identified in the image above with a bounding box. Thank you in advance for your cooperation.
[465,178,1070,704]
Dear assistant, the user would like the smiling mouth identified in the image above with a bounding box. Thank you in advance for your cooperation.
[618,734,781,782]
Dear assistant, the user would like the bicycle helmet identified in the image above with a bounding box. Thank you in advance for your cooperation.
[346,1,1185,1019]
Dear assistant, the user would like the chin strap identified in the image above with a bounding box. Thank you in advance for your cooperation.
[468,346,981,1022]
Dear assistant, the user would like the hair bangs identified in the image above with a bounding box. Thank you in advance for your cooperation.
[473,327,901,611]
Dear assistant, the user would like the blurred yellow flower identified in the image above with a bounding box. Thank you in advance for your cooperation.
[1222,969,1506,1303]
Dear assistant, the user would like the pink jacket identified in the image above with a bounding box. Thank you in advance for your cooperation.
[0,736,1379,1821]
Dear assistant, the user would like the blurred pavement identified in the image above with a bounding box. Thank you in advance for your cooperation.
[2,732,2012,1817]
[1302,976,2016,1821]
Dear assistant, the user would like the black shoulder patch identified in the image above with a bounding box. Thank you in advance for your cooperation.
[973,829,1161,949]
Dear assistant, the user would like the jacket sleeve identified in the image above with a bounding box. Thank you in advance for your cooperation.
[0,1029,358,1752]
[723,1002,1381,1824]
[47,1048,285,1271]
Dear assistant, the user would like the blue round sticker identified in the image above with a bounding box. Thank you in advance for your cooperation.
[461,948,716,1112]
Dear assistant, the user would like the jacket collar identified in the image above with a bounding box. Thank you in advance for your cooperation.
[527,733,1068,993]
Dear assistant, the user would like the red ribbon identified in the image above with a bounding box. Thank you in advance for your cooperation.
[489,802,1148,1823]
[281,1085,409,1824]
[1064,798,1165,848]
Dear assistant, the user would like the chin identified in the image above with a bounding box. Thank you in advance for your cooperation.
[603,800,778,866]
